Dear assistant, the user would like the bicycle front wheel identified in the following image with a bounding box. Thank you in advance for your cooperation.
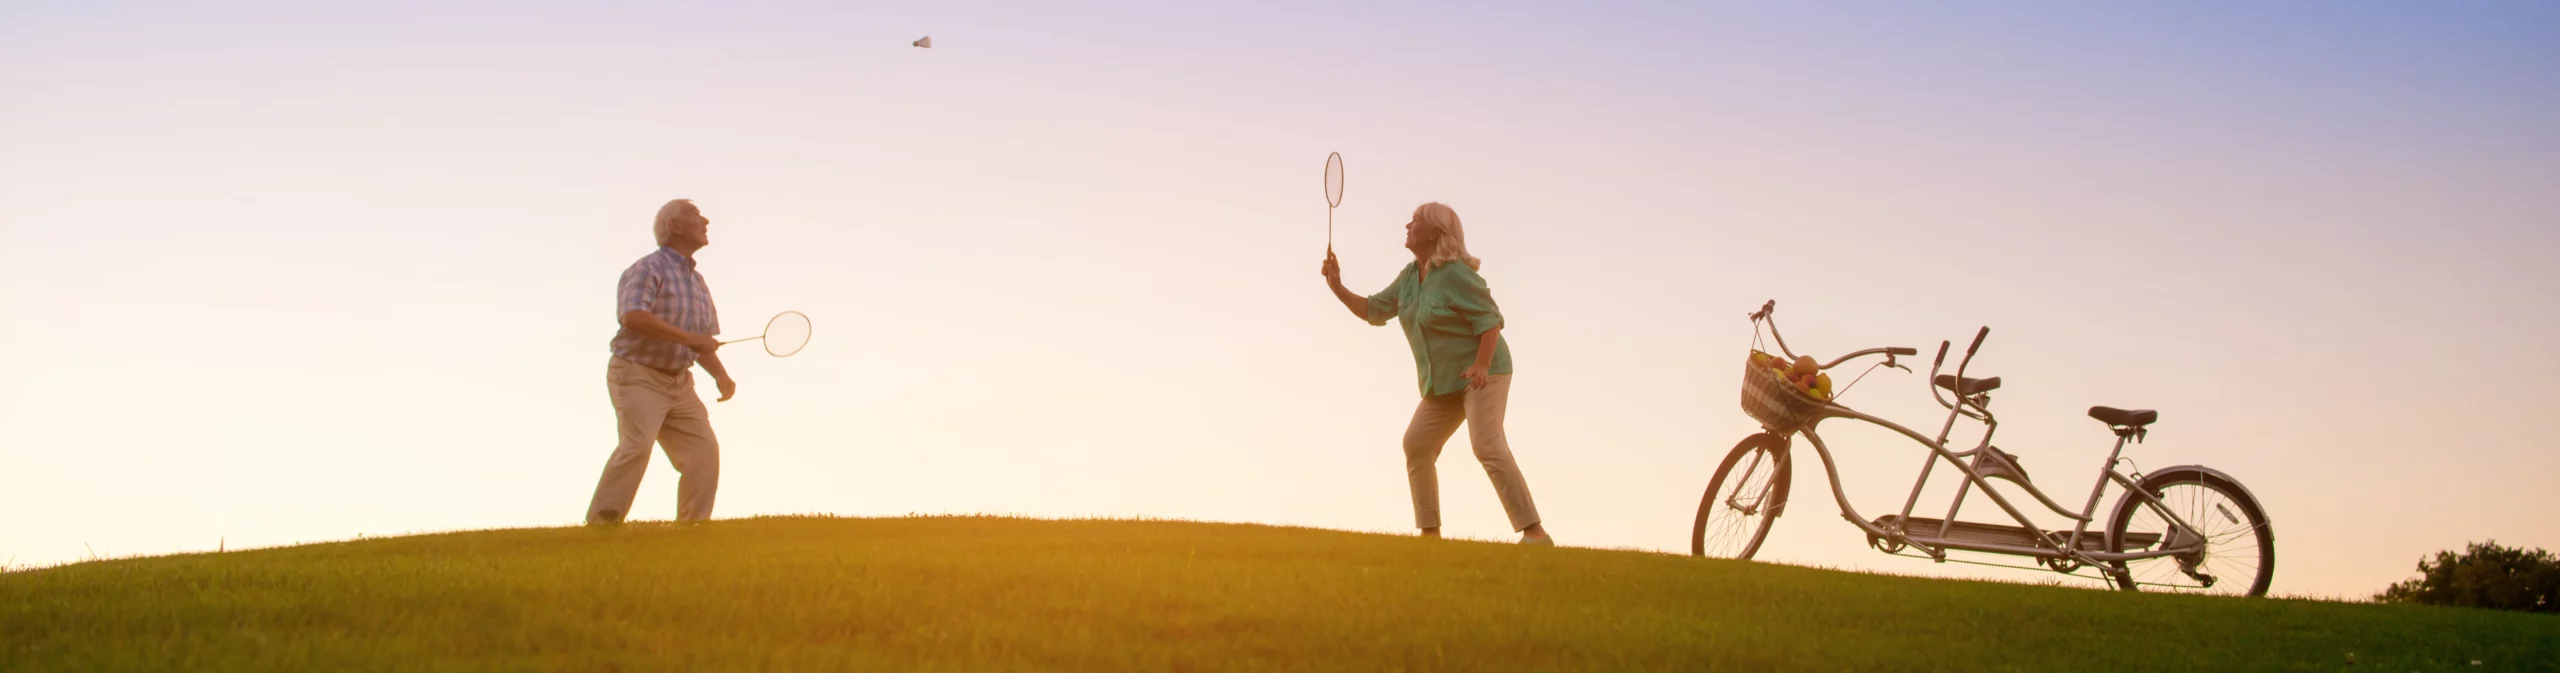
[1692,433,1792,560]
[2106,466,2275,597]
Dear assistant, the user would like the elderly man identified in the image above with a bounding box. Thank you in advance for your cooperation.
[587,198,737,525]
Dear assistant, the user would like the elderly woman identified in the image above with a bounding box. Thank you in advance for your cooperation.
[1322,202,1553,545]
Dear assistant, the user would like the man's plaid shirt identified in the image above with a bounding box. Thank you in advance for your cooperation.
[610,247,721,370]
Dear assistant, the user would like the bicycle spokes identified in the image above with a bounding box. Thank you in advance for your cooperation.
[1725,455,1773,514]
[2116,480,2268,595]
[1695,438,1791,560]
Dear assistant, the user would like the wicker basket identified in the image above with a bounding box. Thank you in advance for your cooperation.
[1740,351,1830,433]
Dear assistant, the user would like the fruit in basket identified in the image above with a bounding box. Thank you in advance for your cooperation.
[1815,372,1832,396]
[1791,355,1818,379]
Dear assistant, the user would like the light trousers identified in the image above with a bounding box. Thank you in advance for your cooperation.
[1402,373,1543,531]
[587,356,720,524]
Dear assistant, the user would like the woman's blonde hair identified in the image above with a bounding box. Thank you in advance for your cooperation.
[652,199,697,246]
[1413,202,1481,271]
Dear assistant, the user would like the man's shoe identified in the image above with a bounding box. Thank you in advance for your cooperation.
[1521,533,1555,546]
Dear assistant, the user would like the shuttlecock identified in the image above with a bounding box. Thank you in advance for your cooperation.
[912,36,931,48]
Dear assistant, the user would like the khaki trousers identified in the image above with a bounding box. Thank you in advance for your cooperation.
[587,356,720,524]
[1402,373,1542,531]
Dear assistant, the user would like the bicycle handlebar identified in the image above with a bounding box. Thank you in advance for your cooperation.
[1820,347,1920,371]
[1750,299,1799,361]
[1765,303,1992,419]
[1754,301,1916,372]
[1928,340,1961,414]
[1929,327,1994,420]
[1955,326,1988,381]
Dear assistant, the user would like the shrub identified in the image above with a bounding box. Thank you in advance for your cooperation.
[2374,540,2559,613]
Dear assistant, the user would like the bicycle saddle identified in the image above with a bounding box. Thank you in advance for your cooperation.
[1933,375,2002,396]
[2087,406,2157,428]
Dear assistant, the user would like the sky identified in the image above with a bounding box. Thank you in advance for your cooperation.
[3,1,2555,600]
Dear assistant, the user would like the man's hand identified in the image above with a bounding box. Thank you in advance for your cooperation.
[714,375,737,402]
[690,334,724,355]
[1321,250,1343,287]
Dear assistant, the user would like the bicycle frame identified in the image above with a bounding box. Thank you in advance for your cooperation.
[1784,408,2202,566]
[1747,305,2210,569]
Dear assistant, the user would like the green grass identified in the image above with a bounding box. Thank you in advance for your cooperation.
[3,516,2550,671]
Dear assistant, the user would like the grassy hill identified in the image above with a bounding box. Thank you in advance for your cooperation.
[2,516,2549,671]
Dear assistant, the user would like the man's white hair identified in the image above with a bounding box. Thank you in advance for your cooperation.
[653,199,697,246]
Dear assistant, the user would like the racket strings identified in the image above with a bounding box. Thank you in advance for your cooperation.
[761,311,812,357]
[1324,152,1345,247]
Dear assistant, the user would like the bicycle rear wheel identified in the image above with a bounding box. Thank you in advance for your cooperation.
[1693,433,1792,560]
[2105,466,2275,597]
